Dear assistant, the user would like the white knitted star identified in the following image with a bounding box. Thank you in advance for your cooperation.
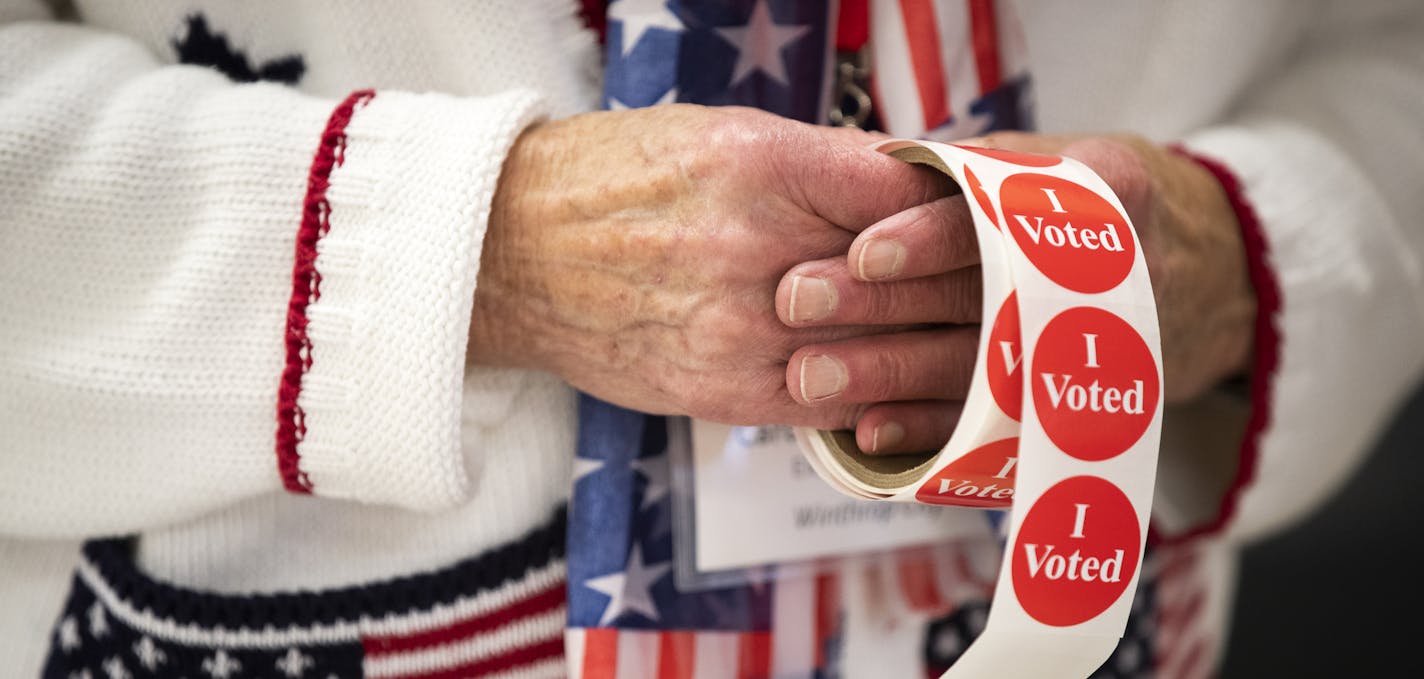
[101,656,131,679]
[132,636,167,671]
[87,602,109,639]
[275,647,314,678]
[202,649,242,679]
[56,615,81,651]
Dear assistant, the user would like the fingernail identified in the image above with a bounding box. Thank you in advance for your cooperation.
[871,421,906,453]
[857,239,905,280]
[789,275,837,322]
[799,355,848,402]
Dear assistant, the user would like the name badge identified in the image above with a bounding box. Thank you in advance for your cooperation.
[672,419,992,574]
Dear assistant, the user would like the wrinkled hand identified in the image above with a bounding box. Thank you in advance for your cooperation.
[470,104,951,428]
[777,132,1257,454]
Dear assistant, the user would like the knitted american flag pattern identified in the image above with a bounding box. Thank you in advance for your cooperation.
[42,510,569,679]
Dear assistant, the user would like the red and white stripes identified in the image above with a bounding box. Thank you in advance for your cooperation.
[362,583,566,679]
[1152,545,1224,679]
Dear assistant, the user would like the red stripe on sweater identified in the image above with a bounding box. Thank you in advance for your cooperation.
[362,583,567,656]
[1161,146,1282,544]
[1163,637,1208,679]
[276,89,375,494]
[380,637,566,679]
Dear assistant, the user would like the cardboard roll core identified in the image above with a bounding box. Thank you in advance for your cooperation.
[812,429,939,490]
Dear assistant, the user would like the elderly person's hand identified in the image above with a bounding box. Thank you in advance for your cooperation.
[469,104,952,429]
[776,132,1257,454]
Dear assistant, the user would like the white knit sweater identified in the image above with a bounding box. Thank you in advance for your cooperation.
[2,0,1422,676]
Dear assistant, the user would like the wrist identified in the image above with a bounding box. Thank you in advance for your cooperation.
[470,124,544,370]
[1164,144,1259,394]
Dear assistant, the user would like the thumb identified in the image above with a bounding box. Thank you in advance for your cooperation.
[788,130,953,232]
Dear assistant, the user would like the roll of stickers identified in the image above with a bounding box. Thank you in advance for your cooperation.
[796,140,1163,678]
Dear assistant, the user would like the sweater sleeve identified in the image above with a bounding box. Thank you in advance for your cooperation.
[0,13,544,538]
[1158,0,1424,543]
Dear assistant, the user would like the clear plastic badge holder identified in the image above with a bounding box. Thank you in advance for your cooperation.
[666,419,999,593]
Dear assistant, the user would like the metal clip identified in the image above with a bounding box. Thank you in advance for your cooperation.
[829,48,872,129]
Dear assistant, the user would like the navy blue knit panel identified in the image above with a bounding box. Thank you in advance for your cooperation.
[41,576,365,678]
[41,506,567,679]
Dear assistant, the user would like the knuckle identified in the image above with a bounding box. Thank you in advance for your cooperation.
[705,110,779,156]
[920,195,961,225]
[694,304,774,359]
[932,206,976,256]
[948,333,978,393]
[751,317,799,358]
[939,268,983,322]
[805,404,862,431]
[869,348,914,402]
[874,283,921,324]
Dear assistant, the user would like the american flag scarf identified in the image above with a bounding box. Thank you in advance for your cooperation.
[567,1,1053,678]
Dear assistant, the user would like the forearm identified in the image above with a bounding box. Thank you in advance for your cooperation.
[0,17,544,537]
[1164,1,1424,542]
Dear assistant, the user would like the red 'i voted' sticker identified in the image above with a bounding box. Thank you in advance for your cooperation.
[986,292,1022,420]
[1031,307,1159,461]
[915,438,1019,508]
[999,173,1135,294]
[1011,476,1141,627]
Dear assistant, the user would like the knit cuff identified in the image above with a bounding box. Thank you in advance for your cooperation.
[1152,145,1278,546]
[1169,121,1424,543]
[282,88,545,511]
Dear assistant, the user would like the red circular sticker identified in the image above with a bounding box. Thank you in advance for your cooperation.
[999,173,1135,294]
[1031,307,1159,461]
[963,165,999,229]
[986,293,1022,420]
[1011,476,1141,627]
[955,144,1063,168]
[914,438,1019,508]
